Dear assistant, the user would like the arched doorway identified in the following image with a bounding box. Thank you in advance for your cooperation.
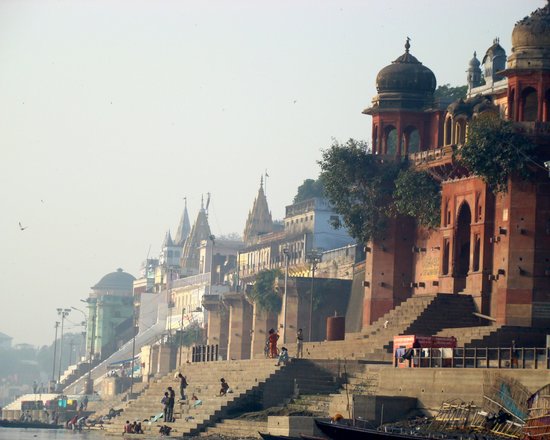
[521,87,538,122]
[455,203,471,292]
[385,126,398,155]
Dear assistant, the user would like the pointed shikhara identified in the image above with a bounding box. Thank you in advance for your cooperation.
[523,384,550,440]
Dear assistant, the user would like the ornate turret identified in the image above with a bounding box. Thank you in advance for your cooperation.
[467,51,482,90]
[482,38,506,85]
[174,198,191,247]
[180,198,212,276]
[366,38,436,113]
[243,177,274,246]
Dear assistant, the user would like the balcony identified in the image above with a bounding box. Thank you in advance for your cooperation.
[409,145,455,169]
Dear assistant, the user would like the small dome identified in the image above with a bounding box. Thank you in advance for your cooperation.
[376,39,436,96]
[92,268,136,292]
[469,52,481,68]
[508,1,550,70]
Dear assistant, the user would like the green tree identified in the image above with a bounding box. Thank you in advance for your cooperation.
[458,114,536,192]
[248,269,283,314]
[318,139,403,243]
[434,84,468,101]
[177,322,204,347]
[394,168,441,229]
[293,178,324,203]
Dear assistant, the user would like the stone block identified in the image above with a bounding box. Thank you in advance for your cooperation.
[267,416,323,437]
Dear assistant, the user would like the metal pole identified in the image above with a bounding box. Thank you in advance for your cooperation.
[129,308,136,399]
[86,303,96,395]
[51,322,59,389]
[179,307,185,366]
[209,235,215,295]
[57,308,71,383]
[309,263,315,342]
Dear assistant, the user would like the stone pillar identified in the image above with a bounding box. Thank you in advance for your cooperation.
[363,218,414,328]
[203,294,229,358]
[224,292,253,360]
[250,302,277,359]
[156,344,175,375]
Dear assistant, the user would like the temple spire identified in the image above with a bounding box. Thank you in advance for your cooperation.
[243,179,274,246]
[174,197,191,247]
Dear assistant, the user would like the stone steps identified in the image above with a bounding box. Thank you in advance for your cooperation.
[200,419,266,438]
[104,359,284,436]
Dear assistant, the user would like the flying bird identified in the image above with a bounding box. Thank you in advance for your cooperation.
[18,222,28,231]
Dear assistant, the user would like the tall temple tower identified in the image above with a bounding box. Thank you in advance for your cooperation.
[180,197,213,276]
[174,198,191,248]
[243,177,274,246]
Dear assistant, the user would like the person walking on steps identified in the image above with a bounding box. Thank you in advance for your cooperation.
[161,392,169,422]
[296,328,304,358]
[268,328,279,359]
[167,387,175,422]
[177,373,188,400]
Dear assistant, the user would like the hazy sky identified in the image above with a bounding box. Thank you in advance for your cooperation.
[0,0,542,346]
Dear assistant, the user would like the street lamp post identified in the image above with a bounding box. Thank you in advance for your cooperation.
[50,321,60,392]
[81,298,97,395]
[129,306,137,400]
[209,235,216,295]
[282,248,290,344]
[71,306,87,363]
[178,307,185,367]
[307,250,322,342]
[57,308,71,384]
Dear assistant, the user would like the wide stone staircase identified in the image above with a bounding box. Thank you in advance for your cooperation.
[282,294,483,362]
[104,359,289,436]
[200,360,341,438]
[437,324,548,348]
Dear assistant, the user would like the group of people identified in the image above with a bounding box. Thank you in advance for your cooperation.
[265,328,304,365]
[123,420,144,434]
[161,386,176,423]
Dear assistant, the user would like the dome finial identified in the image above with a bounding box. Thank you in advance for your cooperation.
[260,175,264,189]
[405,37,411,53]
[473,50,477,57]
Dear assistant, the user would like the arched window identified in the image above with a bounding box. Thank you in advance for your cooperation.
[384,126,398,155]
[509,88,515,121]
[454,119,467,145]
[373,125,379,154]
[442,238,450,276]
[472,234,481,272]
[521,87,538,122]
[544,89,550,122]
[403,126,420,154]
[444,117,452,145]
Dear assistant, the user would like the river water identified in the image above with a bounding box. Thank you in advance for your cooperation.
[0,428,104,440]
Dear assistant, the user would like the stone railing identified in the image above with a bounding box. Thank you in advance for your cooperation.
[396,347,550,369]
[408,145,454,166]
[191,344,221,362]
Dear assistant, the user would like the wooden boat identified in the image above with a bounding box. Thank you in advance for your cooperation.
[523,384,550,440]
[0,419,62,429]
[259,433,301,440]
[259,432,326,440]
[315,419,429,440]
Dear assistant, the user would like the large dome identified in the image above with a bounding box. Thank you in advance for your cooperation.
[367,39,436,112]
[508,1,550,70]
[376,52,436,95]
[92,268,136,292]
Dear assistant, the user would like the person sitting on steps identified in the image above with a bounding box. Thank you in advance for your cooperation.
[219,378,229,396]
[276,346,290,366]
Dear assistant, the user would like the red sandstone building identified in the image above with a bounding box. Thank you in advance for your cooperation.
[362,3,550,332]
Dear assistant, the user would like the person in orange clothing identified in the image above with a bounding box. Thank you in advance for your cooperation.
[268,328,279,358]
